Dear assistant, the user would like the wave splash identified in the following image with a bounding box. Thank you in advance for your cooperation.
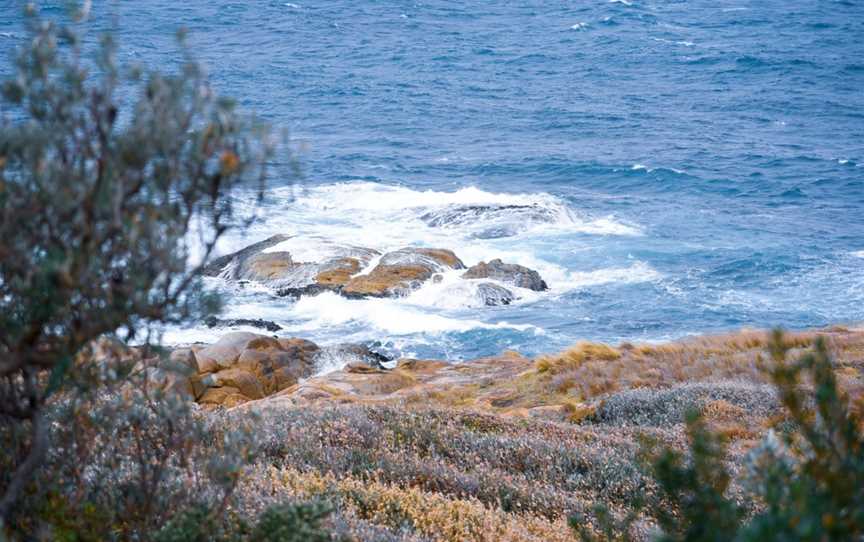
[272,182,642,242]
[169,181,659,360]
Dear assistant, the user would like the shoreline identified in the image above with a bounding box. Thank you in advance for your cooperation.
[165,324,864,419]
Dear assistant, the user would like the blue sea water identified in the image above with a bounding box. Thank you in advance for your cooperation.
[2,1,863,361]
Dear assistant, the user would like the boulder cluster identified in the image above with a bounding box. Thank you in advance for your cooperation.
[203,235,548,306]
[167,332,386,408]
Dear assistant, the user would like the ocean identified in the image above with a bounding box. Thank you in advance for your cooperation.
[2,0,863,361]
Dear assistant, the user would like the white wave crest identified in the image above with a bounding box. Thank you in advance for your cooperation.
[209,181,641,265]
[290,291,538,336]
[562,261,663,289]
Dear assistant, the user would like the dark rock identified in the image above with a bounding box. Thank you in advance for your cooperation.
[462,259,548,291]
[204,317,283,333]
[476,282,515,306]
[276,283,339,298]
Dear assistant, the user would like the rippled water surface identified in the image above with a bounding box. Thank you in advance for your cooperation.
[2,1,863,359]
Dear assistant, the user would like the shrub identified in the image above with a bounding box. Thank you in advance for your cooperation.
[0,3,277,536]
[741,331,864,540]
[647,411,745,542]
[154,505,244,542]
[154,500,333,542]
[251,501,334,542]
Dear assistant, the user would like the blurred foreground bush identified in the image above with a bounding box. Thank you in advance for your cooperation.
[574,330,864,541]
[0,3,280,537]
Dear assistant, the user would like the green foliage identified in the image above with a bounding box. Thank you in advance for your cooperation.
[573,330,864,541]
[251,500,334,542]
[153,500,333,542]
[154,505,247,542]
[153,501,332,542]
[569,501,643,542]
[741,332,864,540]
[648,412,744,542]
[1,354,260,539]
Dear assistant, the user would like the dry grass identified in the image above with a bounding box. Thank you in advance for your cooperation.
[535,341,622,374]
[523,328,863,407]
[373,328,864,433]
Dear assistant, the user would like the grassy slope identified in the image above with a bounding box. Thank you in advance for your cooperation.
[217,327,864,541]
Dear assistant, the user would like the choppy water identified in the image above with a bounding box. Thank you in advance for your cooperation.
[2,1,863,360]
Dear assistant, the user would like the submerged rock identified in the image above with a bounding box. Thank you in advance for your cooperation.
[343,248,465,298]
[475,282,515,306]
[232,252,296,282]
[420,204,561,239]
[462,259,548,291]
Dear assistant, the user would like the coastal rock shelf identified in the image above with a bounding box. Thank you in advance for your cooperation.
[151,327,864,426]
[202,235,548,306]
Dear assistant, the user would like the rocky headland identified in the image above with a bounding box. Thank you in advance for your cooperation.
[122,321,864,540]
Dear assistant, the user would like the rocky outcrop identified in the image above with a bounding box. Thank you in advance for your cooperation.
[462,259,548,291]
[234,353,532,411]
[231,251,297,282]
[201,237,548,302]
[188,332,321,407]
[183,330,512,410]
[201,234,292,277]
[342,248,465,298]
[201,235,381,294]
[315,343,392,370]
[161,327,864,430]
[175,332,396,408]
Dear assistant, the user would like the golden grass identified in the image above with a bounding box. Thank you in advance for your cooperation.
[423,328,864,424]
[535,342,621,374]
[562,401,596,423]
[418,385,481,408]
[258,466,572,542]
